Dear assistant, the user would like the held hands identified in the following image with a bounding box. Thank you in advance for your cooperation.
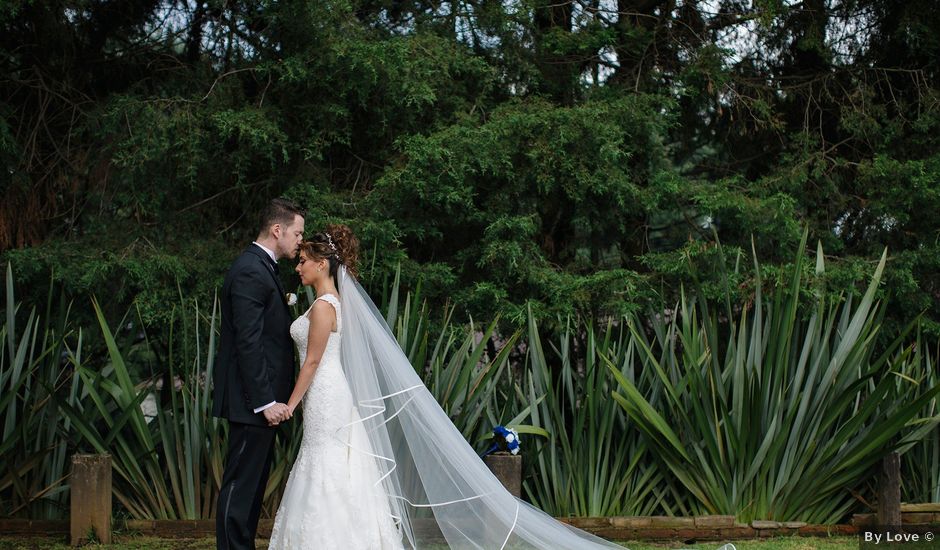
[263,402,292,426]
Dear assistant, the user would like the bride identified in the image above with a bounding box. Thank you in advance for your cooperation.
[268,224,726,550]
[268,225,403,548]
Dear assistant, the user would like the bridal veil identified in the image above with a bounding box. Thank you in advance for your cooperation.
[337,266,717,549]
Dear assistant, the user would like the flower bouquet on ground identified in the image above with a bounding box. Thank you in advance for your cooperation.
[481,425,520,456]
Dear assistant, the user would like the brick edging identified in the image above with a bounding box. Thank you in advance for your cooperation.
[558,517,857,541]
[0,517,858,541]
[0,519,70,535]
[3,512,939,541]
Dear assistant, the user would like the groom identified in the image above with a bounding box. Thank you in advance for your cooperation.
[213,197,305,550]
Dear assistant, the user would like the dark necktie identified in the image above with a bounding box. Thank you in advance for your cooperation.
[267,257,286,299]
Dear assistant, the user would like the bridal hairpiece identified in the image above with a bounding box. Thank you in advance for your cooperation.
[324,233,342,262]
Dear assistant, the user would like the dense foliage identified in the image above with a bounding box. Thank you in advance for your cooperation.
[2,0,939,330]
[3,1,939,528]
[3,246,937,522]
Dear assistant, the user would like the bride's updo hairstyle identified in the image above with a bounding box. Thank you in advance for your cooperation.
[300,223,360,280]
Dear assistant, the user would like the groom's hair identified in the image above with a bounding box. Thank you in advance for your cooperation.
[258,198,304,236]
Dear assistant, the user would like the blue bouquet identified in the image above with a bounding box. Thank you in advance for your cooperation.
[482,425,520,456]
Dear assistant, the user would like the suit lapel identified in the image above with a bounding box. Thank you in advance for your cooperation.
[246,245,288,310]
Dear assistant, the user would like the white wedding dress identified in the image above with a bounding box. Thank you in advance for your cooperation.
[266,269,733,550]
[268,294,404,549]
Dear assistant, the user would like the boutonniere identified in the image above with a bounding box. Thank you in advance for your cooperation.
[285,293,297,306]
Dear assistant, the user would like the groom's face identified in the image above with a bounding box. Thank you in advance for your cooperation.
[276,214,305,259]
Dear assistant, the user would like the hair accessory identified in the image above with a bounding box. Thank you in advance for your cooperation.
[324,233,343,263]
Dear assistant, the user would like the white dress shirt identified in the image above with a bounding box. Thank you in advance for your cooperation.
[252,241,277,264]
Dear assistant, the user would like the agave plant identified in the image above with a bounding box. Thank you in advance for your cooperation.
[51,298,182,518]
[520,311,673,517]
[899,332,940,503]
[151,295,229,519]
[0,264,82,519]
[608,234,940,522]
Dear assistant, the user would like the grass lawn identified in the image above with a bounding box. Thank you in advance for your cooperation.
[0,536,860,550]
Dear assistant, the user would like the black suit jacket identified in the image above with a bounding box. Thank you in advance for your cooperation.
[212,245,296,426]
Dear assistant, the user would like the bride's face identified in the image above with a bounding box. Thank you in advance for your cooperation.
[295,251,327,286]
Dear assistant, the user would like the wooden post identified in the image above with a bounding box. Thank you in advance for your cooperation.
[70,454,111,545]
[484,453,522,498]
[877,452,901,528]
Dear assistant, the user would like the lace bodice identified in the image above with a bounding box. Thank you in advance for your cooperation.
[289,293,341,367]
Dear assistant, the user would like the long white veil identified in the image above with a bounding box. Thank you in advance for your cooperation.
[336,266,630,549]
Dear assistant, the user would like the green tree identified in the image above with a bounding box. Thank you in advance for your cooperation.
[0,0,937,332]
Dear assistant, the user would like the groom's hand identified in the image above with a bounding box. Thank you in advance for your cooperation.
[263,403,291,426]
